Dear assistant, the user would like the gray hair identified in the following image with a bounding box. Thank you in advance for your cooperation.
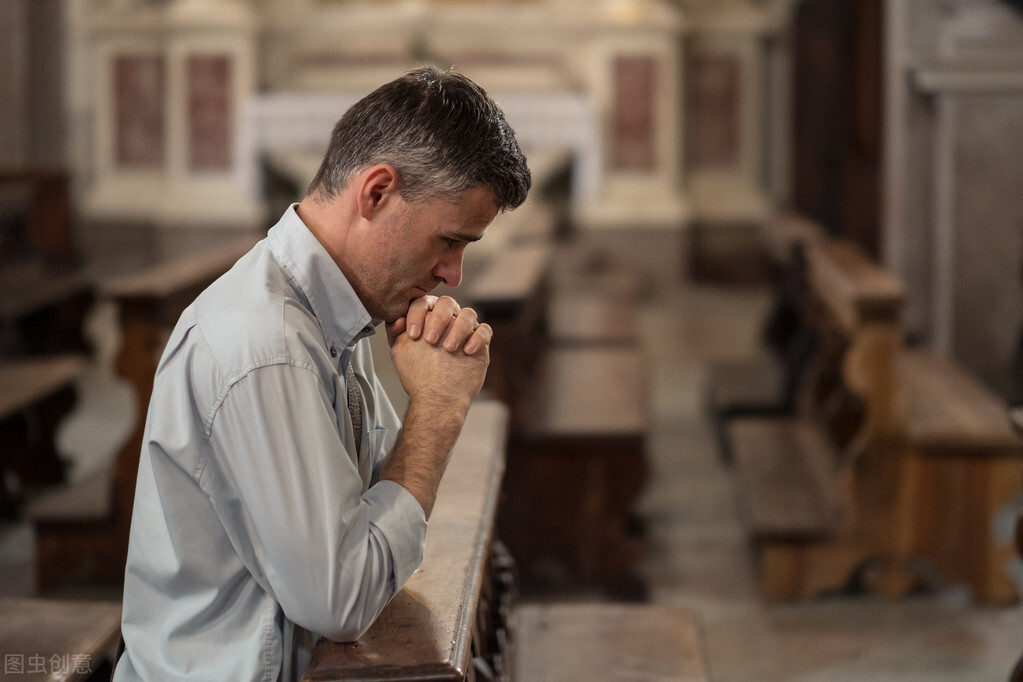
[308,66,531,212]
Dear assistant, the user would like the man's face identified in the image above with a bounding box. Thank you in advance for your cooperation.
[350,184,498,323]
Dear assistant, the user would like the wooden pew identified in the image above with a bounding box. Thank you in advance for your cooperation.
[503,346,648,597]
[897,353,1023,603]
[0,596,121,682]
[708,212,825,430]
[0,264,93,358]
[512,603,709,681]
[468,238,649,596]
[27,234,259,588]
[302,400,513,682]
[545,287,637,346]
[469,238,554,427]
[542,246,642,348]
[464,201,650,597]
[727,238,908,599]
[729,235,1023,603]
[0,167,75,264]
[0,204,92,357]
[0,167,93,358]
[0,355,88,516]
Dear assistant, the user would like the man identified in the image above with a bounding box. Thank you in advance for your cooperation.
[114,66,531,681]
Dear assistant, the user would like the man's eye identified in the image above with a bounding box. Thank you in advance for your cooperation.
[443,238,457,248]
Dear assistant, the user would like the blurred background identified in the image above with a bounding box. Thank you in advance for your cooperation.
[2,1,1023,679]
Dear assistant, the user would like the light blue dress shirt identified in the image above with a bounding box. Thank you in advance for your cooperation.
[114,205,428,681]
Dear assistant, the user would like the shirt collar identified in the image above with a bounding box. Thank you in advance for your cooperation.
[267,204,377,350]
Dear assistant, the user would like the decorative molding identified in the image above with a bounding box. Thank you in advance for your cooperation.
[912,66,1023,94]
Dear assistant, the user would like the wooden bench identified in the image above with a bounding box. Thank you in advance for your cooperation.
[896,350,1023,603]
[302,400,513,681]
[544,273,639,348]
[1,167,94,358]
[708,212,826,429]
[461,200,650,598]
[27,234,259,588]
[727,237,907,600]
[0,596,121,681]
[512,603,709,681]
[503,346,649,597]
[0,167,75,265]
[730,234,1023,603]
[0,355,88,515]
[469,239,554,426]
[0,263,94,358]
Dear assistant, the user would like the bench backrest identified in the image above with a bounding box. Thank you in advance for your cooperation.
[805,240,903,336]
[0,167,73,266]
[799,239,906,469]
[465,218,555,413]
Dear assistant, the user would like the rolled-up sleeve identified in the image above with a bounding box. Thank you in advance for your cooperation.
[201,362,427,642]
[364,481,427,589]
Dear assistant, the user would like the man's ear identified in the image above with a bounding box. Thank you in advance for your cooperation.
[357,164,400,221]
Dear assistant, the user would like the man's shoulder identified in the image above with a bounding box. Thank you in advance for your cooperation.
[192,246,326,375]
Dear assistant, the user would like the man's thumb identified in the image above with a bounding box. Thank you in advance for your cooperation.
[385,316,407,346]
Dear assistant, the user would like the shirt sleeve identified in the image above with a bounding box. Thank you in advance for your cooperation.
[201,361,427,642]
[356,340,403,484]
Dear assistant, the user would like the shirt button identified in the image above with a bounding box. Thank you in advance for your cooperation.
[330,346,337,357]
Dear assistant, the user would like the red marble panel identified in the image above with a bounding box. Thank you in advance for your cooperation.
[612,55,657,172]
[687,53,740,170]
[187,54,232,171]
[114,54,165,169]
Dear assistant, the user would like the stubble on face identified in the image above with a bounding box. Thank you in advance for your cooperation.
[351,198,439,323]
[344,207,413,323]
[350,186,498,323]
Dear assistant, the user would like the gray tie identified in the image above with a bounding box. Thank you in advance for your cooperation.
[346,362,363,457]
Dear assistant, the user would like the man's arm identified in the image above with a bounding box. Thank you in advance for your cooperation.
[205,361,425,642]
[381,297,491,518]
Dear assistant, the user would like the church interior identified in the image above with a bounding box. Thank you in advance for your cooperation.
[2,0,1023,679]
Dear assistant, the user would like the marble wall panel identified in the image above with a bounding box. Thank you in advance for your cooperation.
[114,54,165,169]
[687,53,740,170]
[612,55,656,172]
[187,54,232,171]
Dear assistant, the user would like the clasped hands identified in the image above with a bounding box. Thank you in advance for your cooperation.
[386,295,492,407]
[387,295,491,356]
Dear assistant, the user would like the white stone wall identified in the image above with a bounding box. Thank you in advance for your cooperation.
[65,0,801,275]
[884,0,1023,396]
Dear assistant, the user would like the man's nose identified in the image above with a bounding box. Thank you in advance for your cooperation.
[432,251,464,288]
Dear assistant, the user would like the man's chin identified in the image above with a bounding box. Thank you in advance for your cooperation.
[377,292,430,325]
[383,298,418,325]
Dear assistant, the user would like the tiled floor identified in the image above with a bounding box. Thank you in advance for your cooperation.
[3,267,1022,680]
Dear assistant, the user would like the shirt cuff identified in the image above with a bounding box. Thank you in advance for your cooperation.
[364,480,428,591]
